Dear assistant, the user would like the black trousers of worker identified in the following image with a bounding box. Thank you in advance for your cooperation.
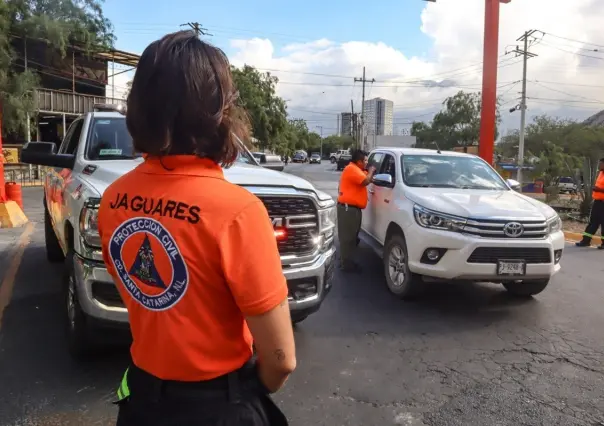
[580,199,604,244]
[116,359,288,426]
[337,203,362,268]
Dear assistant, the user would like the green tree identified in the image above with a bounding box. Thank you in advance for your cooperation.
[1,0,114,137]
[411,90,502,150]
[231,65,288,151]
[322,134,355,155]
[411,121,435,148]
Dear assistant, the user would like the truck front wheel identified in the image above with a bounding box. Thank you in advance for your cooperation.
[330,156,336,163]
[64,250,94,359]
[383,233,422,300]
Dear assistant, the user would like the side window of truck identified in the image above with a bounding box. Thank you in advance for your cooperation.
[368,152,384,171]
[59,120,83,155]
[379,154,396,185]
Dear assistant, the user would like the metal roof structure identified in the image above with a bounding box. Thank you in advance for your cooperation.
[10,34,140,67]
[96,49,140,67]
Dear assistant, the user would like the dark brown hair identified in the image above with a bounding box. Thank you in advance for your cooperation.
[351,149,368,163]
[126,30,249,166]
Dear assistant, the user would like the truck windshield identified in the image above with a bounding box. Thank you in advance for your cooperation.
[86,118,259,165]
[86,117,139,160]
[402,154,508,190]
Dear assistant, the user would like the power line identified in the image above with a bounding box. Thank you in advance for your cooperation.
[527,96,604,105]
[536,31,604,50]
[538,40,604,61]
[532,81,604,104]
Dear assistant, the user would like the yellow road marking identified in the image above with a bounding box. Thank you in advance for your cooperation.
[0,222,35,329]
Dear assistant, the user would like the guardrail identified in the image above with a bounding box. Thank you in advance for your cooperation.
[3,164,48,187]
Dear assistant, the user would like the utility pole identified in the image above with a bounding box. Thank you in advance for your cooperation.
[350,100,358,146]
[316,125,323,157]
[337,114,340,137]
[180,22,212,37]
[511,29,538,186]
[354,67,375,150]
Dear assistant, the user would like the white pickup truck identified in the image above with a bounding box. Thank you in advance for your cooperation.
[359,147,565,299]
[21,104,336,358]
[329,149,350,164]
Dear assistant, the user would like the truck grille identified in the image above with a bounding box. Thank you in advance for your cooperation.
[467,247,551,264]
[258,196,319,256]
[462,218,548,239]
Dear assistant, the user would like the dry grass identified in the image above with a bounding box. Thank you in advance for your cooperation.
[562,219,597,235]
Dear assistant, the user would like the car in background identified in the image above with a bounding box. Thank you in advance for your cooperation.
[310,153,321,164]
[293,152,308,163]
[336,152,352,171]
[252,152,285,172]
[330,149,350,164]
[556,176,578,193]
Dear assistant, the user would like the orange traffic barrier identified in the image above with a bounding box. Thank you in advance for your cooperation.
[5,182,23,210]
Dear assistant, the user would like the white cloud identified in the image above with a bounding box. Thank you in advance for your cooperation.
[228,0,604,136]
[105,67,134,101]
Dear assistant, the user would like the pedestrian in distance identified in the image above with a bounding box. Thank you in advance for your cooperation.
[97,30,295,426]
[336,149,376,273]
[576,157,604,249]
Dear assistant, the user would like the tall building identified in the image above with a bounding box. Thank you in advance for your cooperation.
[340,112,359,137]
[363,97,394,137]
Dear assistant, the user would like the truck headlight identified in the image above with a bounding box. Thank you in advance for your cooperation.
[318,205,336,236]
[547,215,562,234]
[79,198,101,248]
[316,191,336,238]
[413,204,467,232]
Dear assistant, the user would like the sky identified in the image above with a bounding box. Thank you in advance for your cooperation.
[102,0,604,138]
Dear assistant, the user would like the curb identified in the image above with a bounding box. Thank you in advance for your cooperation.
[563,230,601,243]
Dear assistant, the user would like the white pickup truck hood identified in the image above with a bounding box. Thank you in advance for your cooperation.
[80,160,316,196]
[404,187,556,220]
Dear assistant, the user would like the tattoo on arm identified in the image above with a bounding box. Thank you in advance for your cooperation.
[274,349,285,361]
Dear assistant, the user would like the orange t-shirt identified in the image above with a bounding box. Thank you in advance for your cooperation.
[337,163,369,209]
[98,155,288,381]
[593,172,604,201]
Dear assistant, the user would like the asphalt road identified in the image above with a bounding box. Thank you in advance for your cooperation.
[1,167,604,426]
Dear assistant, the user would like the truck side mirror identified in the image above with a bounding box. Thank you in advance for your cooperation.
[21,142,76,169]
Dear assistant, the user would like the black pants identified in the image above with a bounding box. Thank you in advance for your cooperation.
[337,203,362,267]
[581,199,604,244]
[116,360,288,426]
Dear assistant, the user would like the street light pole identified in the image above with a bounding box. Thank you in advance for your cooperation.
[316,125,323,158]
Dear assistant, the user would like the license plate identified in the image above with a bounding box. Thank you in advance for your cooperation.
[497,259,526,276]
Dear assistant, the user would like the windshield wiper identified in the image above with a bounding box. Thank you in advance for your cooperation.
[96,154,139,160]
[460,185,502,190]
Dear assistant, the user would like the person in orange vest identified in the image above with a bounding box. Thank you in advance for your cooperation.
[576,158,604,249]
[98,30,295,425]
[336,149,376,273]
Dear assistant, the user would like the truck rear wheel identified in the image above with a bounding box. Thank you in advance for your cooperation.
[45,207,65,263]
[503,279,550,297]
[383,233,421,299]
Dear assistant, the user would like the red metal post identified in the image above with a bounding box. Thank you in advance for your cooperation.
[478,0,501,165]
[0,104,5,201]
